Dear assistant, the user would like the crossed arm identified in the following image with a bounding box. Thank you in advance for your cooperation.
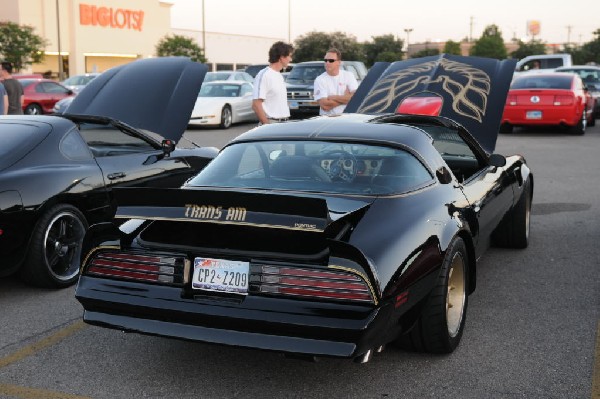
[318,88,354,111]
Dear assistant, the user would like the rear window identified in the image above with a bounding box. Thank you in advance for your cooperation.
[0,123,50,170]
[511,75,573,90]
[188,141,433,196]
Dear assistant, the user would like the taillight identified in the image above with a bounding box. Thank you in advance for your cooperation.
[553,95,574,105]
[506,95,517,105]
[86,251,185,285]
[251,264,376,304]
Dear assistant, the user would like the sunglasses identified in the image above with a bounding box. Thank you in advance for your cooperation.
[324,58,338,63]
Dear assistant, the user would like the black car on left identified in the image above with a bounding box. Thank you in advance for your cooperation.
[0,57,216,288]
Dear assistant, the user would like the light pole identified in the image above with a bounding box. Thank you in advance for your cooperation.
[404,28,413,59]
[288,0,291,43]
[56,0,64,80]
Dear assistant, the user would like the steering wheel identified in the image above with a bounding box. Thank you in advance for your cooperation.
[322,150,358,182]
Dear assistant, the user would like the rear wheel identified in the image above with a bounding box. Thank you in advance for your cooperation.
[492,179,531,249]
[499,123,513,134]
[220,105,232,129]
[570,112,586,135]
[20,204,88,288]
[398,237,468,353]
[25,103,43,115]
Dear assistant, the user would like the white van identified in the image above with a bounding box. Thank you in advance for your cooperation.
[514,54,573,76]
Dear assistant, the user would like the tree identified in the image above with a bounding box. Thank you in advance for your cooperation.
[469,24,508,59]
[443,40,462,55]
[363,34,403,67]
[413,48,440,58]
[510,39,547,60]
[577,28,600,64]
[0,21,47,72]
[155,34,207,63]
[293,31,365,62]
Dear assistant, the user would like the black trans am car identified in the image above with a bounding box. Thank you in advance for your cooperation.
[0,57,216,288]
[75,55,532,361]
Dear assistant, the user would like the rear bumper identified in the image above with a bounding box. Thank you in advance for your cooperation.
[503,107,581,126]
[76,276,396,358]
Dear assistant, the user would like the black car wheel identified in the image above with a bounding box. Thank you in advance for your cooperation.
[399,237,468,353]
[20,204,88,288]
[499,122,513,134]
[220,105,232,129]
[570,112,586,135]
[25,103,43,115]
[492,179,531,249]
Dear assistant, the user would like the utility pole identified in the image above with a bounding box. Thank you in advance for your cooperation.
[288,0,291,43]
[202,0,206,61]
[565,25,572,46]
[56,0,63,80]
[469,16,474,42]
[404,28,413,59]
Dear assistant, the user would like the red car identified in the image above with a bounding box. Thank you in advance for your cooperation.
[501,72,595,135]
[17,78,75,115]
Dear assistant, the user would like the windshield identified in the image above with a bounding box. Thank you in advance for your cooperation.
[286,65,323,83]
[199,83,240,97]
[188,141,433,195]
[204,72,233,82]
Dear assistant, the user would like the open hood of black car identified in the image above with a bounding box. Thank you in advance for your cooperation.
[67,57,207,143]
[345,54,516,153]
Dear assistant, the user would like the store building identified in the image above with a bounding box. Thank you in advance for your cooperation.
[0,0,282,78]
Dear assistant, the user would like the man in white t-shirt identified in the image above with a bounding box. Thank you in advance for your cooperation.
[252,41,294,125]
[313,48,359,116]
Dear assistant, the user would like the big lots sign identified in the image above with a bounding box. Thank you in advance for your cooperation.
[80,3,144,31]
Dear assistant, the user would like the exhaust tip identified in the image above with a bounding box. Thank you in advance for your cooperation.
[354,349,373,364]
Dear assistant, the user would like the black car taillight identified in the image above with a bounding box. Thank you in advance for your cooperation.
[251,264,376,304]
[85,251,185,285]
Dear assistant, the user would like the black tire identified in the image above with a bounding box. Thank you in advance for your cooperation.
[570,112,586,135]
[25,103,43,115]
[499,123,513,134]
[398,237,469,354]
[20,204,88,288]
[588,113,596,127]
[492,179,531,249]
[220,105,232,129]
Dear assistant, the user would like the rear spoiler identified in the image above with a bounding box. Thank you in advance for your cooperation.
[111,187,329,233]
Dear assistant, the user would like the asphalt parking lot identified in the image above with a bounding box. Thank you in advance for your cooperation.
[1,121,599,399]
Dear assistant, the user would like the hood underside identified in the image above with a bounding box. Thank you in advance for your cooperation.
[67,57,207,143]
[345,54,516,153]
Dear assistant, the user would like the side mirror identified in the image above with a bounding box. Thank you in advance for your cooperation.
[162,139,176,155]
[436,166,453,184]
[489,153,506,167]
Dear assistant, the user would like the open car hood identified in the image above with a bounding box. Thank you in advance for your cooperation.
[67,57,207,143]
[345,54,516,153]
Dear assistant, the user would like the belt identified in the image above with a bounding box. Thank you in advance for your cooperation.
[268,117,289,122]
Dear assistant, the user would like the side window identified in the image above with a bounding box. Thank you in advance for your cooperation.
[240,84,252,96]
[426,126,482,183]
[79,125,155,157]
[60,129,92,160]
[344,65,360,80]
[546,58,564,68]
[237,145,264,176]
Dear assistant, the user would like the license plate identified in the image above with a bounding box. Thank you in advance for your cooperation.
[192,257,249,294]
[526,110,542,119]
[289,101,298,109]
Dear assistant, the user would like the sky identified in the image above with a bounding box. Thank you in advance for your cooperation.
[170,0,599,46]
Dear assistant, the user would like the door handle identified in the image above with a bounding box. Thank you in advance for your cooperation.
[107,172,126,180]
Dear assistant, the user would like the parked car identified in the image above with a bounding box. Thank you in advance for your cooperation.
[61,73,100,93]
[75,55,532,362]
[0,57,216,288]
[286,60,368,118]
[189,81,257,129]
[203,71,254,83]
[555,65,600,119]
[18,78,75,115]
[501,72,595,134]
[52,96,74,114]
[244,63,294,78]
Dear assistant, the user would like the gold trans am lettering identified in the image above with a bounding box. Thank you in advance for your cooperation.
[184,204,246,221]
[357,58,490,122]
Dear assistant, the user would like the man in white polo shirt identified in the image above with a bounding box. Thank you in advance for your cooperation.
[313,48,358,116]
[252,41,294,125]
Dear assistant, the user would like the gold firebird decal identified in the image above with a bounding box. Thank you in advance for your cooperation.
[357,58,491,122]
[185,204,247,222]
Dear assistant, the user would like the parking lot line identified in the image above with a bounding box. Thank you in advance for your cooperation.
[0,320,86,369]
[0,320,89,399]
[0,383,91,399]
